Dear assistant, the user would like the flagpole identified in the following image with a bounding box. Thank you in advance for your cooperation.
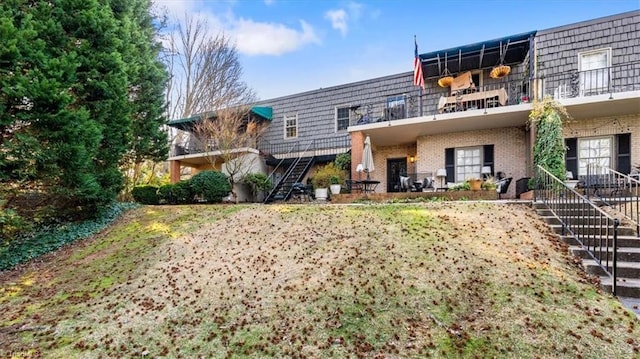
[414,35,424,117]
[419,84,423,117]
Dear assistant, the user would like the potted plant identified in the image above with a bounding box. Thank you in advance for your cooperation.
[482,177,497,191]
[329,175,342,195]
[468,178,483,191]
[313,163,345,200]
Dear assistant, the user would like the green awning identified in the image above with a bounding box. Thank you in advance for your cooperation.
[251,106,272,121]
[167,106,273,131]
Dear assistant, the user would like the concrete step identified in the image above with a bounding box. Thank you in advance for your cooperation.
[600,276,640,298]
[569,245,640,262]
[548,223,637,237]
[534,197,636,207]
[562,234,640,248]
[536,207,624,217]
[583,258,640,278]
[540,214,636,227]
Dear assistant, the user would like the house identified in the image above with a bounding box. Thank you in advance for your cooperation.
[168,10,640,201]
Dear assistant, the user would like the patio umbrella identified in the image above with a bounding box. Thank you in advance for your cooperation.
[362,135,374,180]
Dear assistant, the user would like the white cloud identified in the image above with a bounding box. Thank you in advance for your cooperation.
[153,0,320,57]
[232,19,320,56]
[324,9,348,36]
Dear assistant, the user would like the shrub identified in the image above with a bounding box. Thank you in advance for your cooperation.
[449,181,471,191]
[157,184,177,204]
[244,173,273,202]
[312,163,346,188]
[131,185,159,205]
[173,180,194,204]
[334,152,351,171]
[190,170,230,203]
[0,203,31,241]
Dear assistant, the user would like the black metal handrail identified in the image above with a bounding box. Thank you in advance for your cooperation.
[264,140,302,189]
[535,61,640,100]
[584,164,640,236]
[258,135,350,157]
[535,165,619,295]
[264,139,317,203]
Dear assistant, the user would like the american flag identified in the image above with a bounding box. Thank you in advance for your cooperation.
[414,37,425,90]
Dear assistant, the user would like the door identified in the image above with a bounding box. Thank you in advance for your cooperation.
[387,158,407,192]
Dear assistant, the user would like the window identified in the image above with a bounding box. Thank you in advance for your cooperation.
[335,107,350,131]
[284,113,297,139]
[578,48,611,96]
[455,147,482,180]
[386,95,406,120]
[577,136,612,175]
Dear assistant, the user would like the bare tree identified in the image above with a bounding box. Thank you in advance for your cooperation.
[162,13,260,196]
[164,14,255,120]
[192,107,267,202]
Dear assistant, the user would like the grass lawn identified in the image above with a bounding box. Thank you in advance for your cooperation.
[0,202,638,358]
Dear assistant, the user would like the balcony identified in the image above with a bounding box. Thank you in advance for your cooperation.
[258,135,351,162]
[348,61,639,147]
[536,61,640,119]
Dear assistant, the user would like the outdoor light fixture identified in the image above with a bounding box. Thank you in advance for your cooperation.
[409,155,415,163]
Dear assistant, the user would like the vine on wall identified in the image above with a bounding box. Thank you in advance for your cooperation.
[529,96,571,182]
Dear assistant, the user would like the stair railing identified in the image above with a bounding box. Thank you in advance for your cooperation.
[264,139,317,203]
[535,165,619,295]
[280,140,317,201]
[588,164,640,237]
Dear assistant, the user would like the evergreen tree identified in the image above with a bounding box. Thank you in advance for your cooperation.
[0,0,168,219]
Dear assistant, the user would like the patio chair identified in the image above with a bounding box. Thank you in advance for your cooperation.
[450,71,476,96]
[421,177,435,191]
[291,182,312,202]
[400,176,411,192]
[496,177,512,199]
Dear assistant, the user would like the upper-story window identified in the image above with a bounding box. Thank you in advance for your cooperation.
[284,113,298,139]
[578,48,611,96]
[386,95,406,121]
[335,107,350,132]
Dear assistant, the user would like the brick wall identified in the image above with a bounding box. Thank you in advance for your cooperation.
[362,144,416,193]
[416,127,528,198]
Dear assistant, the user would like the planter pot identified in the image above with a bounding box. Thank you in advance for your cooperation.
[519,190,534,200]
[330,184,341,195]
[469,179,483,191]
[315,188,328,201]
[566,180,579,189]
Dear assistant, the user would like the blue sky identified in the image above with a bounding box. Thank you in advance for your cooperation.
[155,0,639,100]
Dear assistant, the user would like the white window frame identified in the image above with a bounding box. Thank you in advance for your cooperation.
[577,136,613,175]
[335,106,351,132]
[455,146,483,181]
[284,113,298,139]
[578,48,611,96]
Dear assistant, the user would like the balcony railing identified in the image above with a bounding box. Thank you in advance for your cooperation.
[258,135,351,158]
[536,61,640,100]
[171,134,351,159]
[348,61,639,127]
